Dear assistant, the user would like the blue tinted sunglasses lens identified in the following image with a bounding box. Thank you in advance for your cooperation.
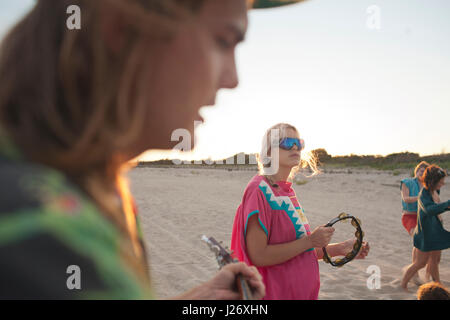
[280,138,304,150]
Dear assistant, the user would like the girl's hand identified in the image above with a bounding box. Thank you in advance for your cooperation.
[308,226,335,248]
[341,239,370,259]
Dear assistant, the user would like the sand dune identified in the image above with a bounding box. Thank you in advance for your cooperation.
[129,166,450,300]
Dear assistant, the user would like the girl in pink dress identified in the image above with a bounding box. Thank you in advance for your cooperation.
[231,123,370,300]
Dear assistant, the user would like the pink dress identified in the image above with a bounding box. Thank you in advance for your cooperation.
[231,175,320,300]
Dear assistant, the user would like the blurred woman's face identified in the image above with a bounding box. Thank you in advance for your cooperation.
[436,177,446,191]
[416,167,426,179]
[132,0,248,156]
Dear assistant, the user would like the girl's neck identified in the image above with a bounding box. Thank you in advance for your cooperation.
[266,165,292,184]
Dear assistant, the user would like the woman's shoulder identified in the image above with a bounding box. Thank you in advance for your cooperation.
[0,158,91,216]
[0,158,121,242]
[0,159,150,299]
[418,188,434,205]
[0,159,118,245]
[244,174,269,194]
[400,177,417,187]
[240,175,267,200]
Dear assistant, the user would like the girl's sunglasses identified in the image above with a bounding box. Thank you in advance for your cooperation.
[279,138,305,151]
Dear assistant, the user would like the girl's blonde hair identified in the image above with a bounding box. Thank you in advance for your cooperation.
[0,0,208,289]
[257,123,320,181]
[414,161,430,177]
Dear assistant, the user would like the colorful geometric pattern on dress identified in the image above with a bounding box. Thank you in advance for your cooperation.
[258,179,308,239]
[290,195,311,234]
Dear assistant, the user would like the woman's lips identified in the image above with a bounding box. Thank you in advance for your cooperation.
[195,113,204,122]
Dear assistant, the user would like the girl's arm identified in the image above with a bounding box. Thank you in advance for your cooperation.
[315,243,345,260]
[401,184,418,203]
[245,215,334,267]
[421,197,450,216]
[316,240,370,260]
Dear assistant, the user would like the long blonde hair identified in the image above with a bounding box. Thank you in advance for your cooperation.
[257,123,320,181]
[0,0,207,288]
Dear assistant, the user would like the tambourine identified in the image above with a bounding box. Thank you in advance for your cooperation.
[322,212,364,267]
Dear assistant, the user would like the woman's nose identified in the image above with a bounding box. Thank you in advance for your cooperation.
[220,55,239,90]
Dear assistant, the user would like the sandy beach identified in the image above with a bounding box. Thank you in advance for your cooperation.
[129,166,450,300]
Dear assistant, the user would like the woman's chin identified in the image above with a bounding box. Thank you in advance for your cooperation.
[279,162,300,170]
[288,159,301,167]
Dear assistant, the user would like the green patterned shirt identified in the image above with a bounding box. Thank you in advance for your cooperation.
[0,129,153,299]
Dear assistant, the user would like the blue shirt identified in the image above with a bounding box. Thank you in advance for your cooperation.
[400,178,421,213]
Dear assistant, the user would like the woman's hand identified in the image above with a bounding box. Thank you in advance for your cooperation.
[205,262,265,300]
[173,262,265,300]
[307,226,335,248]
[340,239,370,259]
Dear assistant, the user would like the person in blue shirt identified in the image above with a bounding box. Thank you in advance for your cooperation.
[401,162,429,235]
[401,165,450,291]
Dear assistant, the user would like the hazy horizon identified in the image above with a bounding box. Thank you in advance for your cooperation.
[139,149,449,163]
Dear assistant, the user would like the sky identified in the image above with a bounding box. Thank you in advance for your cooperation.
[1,0,449,161]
